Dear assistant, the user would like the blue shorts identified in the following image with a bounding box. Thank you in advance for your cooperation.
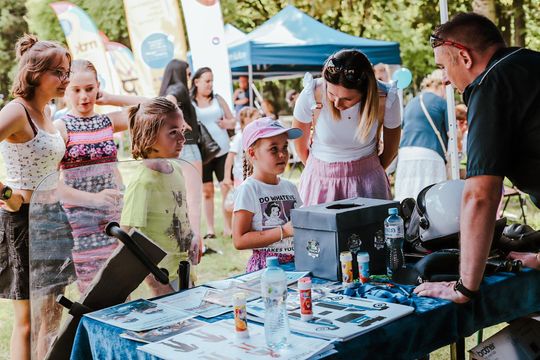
[180,144,202,164]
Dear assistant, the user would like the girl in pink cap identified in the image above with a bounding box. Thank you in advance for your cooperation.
[232,117,303,272]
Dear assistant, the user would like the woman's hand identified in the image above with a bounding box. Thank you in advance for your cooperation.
[91,189,122,208]
[217,117,236,130]
[0,193,24,212]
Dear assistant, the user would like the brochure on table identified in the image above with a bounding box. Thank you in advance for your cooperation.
[121,318,206,343]
[248,293,414,342]
[85,299,195,332]
[138,319,334,360]
[205,270,310,291]
[153,286,232,318]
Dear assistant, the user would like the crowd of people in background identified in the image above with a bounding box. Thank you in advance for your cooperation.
[1,11,540,360]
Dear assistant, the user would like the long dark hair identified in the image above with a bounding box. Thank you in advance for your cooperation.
[158,59,189,96]
[190,67,213,105]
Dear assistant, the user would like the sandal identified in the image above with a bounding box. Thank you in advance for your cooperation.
[203,233,217,239]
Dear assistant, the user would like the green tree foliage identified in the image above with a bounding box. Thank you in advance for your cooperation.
[26,0,129,47]
[0,0,28,101]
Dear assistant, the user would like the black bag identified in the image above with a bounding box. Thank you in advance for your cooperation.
[198,123,221,165]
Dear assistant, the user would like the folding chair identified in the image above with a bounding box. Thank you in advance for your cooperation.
[501,185,527,224]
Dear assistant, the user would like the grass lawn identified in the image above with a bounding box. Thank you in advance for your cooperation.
[0,158,538,359]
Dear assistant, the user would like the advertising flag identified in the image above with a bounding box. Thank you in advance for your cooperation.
[105,41,149,96]
[123,0,188,96]
[180,0,233,109]
[50,2,121,97]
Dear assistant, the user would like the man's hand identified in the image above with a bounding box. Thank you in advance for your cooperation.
[414,281,471,304]
[508,251,540,270]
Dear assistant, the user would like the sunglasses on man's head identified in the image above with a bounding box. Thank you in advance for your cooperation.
[429,34,470,51]
[324,58,363,82]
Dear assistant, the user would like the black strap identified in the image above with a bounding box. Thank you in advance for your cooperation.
[454,278,479,299]
[14,102,38,136]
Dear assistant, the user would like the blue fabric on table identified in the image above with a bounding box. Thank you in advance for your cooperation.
[70,268,540,360]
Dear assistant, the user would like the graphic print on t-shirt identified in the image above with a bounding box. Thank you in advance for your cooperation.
[258,194,297,254]
[259,194,296,229]
[166,190,193,252]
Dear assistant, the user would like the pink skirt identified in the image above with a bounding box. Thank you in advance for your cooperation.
[299,154,392,206]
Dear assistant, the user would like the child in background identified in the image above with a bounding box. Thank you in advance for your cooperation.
[232,117,303,272]
[54,59,147,294]
[224,107,259,188]
[121,97,199,296]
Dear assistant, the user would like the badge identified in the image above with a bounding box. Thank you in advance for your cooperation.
[306,239,320,258]
[347,233,362,253]
[374,230,385,250]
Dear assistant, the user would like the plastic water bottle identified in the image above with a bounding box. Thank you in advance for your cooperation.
[384,207,405,277]
[261,257,290,349]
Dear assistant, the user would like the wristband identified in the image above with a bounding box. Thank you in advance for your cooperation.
[0,185,12,201]
[454,278,479,299]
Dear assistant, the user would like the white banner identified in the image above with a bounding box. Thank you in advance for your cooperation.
[180,0,233,108]
[123,0,188,96]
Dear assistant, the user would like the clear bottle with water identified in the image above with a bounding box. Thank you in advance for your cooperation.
[384,207,405,277]
[261,257,290,349]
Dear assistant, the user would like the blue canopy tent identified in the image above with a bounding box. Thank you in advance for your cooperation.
[228,5,401,78]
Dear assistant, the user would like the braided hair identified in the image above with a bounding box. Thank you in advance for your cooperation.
[242,151,253,180]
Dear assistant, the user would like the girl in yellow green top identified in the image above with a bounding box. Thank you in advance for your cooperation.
[120,97,199,296]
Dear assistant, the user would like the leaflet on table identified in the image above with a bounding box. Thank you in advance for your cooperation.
[138,319,334,360]
[120,318,206,343]
[203,286,260,307]
[85,299,195,332]
[205,270,310,292]
[153,286,232,318]
[247,294,414,342]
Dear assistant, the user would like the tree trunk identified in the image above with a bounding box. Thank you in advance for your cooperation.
[472,0,497,23]
[513,0,526,47]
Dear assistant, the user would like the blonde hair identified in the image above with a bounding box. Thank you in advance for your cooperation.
[71,59,98,82]
[421,69,444,91]
[11,34,71,99]
[238,107,260,129]
[323,50,380,141]
[128,97,182,159]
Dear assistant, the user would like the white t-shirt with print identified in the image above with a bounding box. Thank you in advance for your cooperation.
[229,132,243,183]
[234,177,302,255]
[293,79,401,163]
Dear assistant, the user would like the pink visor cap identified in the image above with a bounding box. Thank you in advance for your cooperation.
[242,117,303,151]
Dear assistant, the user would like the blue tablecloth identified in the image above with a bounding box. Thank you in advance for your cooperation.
[70,268,540,360]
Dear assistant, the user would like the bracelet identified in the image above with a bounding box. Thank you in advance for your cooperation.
[279,225,283,241]
[454,278,479,300]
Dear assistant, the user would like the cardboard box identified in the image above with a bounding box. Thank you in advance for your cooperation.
[291,197,399,280]
[469,317,540,360]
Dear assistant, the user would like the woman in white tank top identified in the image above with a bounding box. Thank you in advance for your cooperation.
[191,67,236,241]
[0,35,71,360]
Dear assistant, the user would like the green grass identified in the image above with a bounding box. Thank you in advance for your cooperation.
[0,158,537,359]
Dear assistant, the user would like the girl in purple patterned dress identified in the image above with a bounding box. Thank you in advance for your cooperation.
[54,60,146,293]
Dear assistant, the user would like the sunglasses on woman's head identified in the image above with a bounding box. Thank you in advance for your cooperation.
[325,58,363,82]
[429,34,470,51]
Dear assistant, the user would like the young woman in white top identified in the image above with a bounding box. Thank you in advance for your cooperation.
[191,67,236,239]
[0,34,71,360]
[293,49,401,205]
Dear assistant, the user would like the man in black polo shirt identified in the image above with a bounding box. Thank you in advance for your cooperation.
[414,13,540,303]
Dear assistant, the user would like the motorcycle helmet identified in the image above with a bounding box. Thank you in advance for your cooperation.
[416,180,465,250]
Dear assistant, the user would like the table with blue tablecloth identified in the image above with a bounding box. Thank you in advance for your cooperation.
[70,267,540,360]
